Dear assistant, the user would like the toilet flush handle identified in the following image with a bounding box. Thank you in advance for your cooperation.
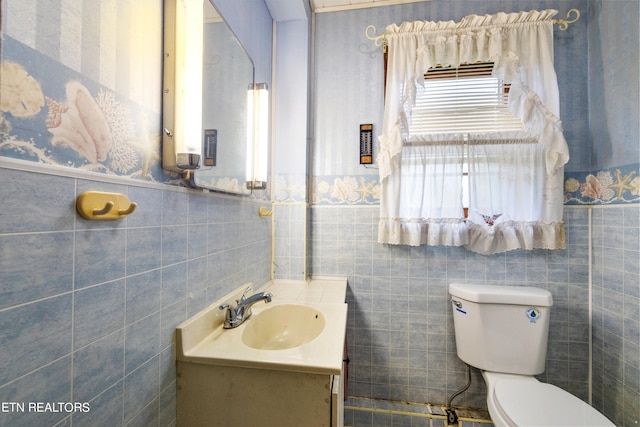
[451,298,467,314]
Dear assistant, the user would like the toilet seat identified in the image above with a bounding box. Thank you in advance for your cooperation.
[494,378,614,426]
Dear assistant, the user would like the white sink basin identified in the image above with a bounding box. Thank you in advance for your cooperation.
[175,278,348,375]
[242,304,326,350]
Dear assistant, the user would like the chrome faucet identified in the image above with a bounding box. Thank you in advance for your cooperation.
[219,287,272,329]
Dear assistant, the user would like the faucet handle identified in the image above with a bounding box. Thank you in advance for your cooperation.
[219,303,235,317]
[238,286,252,303]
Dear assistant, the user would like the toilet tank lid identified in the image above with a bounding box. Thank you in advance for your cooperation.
[449,283,553,306]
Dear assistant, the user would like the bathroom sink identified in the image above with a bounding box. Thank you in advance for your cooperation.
[175,279,348,375]
[242,304,326,350]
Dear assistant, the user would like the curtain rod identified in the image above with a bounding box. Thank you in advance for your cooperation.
[366,9,581,51]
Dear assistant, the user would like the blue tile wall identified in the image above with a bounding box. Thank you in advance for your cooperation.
[312,207,576,404]
[0,166,271,426]
[0,0,275,425]
[306,1,639,426]
[311,205,639,426]
[592,205,640,426]
[273,203,307,280]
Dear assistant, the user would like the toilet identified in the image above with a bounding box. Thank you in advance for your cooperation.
[449,283,614,427]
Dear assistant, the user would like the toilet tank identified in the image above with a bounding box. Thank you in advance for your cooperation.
[449,283,553,375]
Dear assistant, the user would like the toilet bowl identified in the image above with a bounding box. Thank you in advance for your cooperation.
[483,372,614,427]
[448,283,614,427]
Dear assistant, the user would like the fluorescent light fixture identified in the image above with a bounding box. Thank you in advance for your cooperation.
[246,83,269,190]
[162,0,203,172]
[246,86,255,185]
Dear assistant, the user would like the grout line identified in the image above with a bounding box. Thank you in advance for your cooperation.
[565,204,639,210]
[70,178,78,420]
[587,206,593,406]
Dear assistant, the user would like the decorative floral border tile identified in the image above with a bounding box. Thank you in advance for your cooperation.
[312,175,380,205]
[309,164,640,206]
[564,163,640,205]
[273,174,307,203]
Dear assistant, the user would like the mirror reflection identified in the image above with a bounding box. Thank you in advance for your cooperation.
[190,1,255,195]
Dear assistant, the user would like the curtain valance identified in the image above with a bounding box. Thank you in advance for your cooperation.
[377,9,569,183]
[377,9,569,255]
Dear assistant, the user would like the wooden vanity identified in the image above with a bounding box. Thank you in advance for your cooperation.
[175,278,348,426]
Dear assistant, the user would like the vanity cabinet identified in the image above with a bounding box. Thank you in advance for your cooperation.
[176,362,343,426]
[174,278,348,427]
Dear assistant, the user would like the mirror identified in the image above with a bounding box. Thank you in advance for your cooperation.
[190,1,255,195]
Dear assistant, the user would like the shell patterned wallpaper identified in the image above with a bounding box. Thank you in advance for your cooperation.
[2,37,638,205]
[0,36,170,183]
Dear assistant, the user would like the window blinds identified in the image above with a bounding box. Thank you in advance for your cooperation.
[407,63,525,137]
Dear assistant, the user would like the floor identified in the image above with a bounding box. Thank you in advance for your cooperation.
[344,396,492,427]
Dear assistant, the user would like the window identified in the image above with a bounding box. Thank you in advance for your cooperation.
[405,63,527,215]
[377,11,569,254]
[408,63,523,137]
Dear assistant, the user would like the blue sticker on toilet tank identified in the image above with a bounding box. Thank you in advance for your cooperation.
[455,307,467,315]
[526,307,540,323]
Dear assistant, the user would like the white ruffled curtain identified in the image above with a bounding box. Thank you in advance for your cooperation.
[377,10,569,255]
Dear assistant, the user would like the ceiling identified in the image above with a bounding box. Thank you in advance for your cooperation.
[310,0,426,13]
[265,0,426,21]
